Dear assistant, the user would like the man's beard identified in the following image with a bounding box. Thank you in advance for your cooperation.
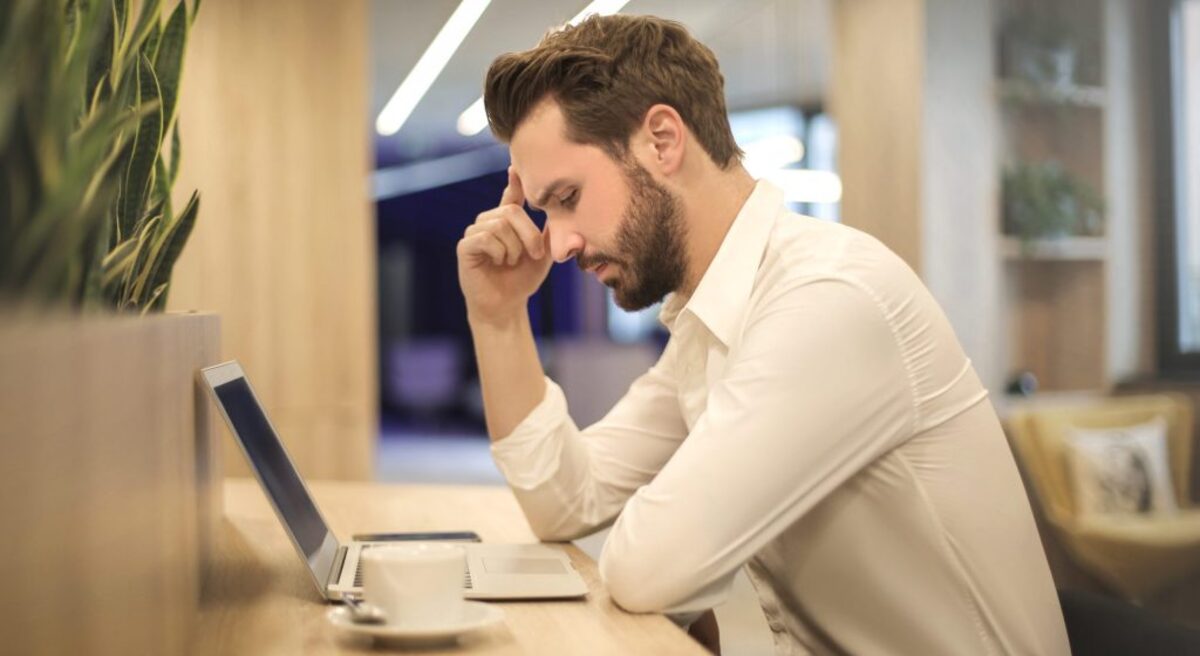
[577,162,688,311]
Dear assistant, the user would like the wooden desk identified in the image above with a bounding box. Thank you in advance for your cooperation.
[194,479,706,655]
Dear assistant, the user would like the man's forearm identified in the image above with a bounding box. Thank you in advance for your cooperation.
[469,310,547,441]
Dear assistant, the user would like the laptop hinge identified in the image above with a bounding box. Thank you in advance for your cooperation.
[327,545,348,589]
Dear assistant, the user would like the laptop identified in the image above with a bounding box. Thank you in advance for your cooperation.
[200,360,588,601]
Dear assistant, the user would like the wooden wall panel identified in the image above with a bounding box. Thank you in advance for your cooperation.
[831,0,924,272]
[168,0,376,480]
[0,314,222,656]
[1009,262,1108,390]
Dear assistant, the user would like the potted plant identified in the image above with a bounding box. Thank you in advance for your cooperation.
[1001,9,1080,88]
[1003,160,1104,248]
[0,3,221,654]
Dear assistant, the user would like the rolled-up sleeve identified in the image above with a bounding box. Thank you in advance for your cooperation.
[599,277,917,614]
[490,346,690,542]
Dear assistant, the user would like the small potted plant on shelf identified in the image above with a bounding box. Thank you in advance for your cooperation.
[1003,160,1104,250]
[1000,9,1081,89]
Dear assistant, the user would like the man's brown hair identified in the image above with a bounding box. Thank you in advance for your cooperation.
[483,14,742,169]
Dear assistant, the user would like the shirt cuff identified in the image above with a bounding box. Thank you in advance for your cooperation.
[489,377,569,490]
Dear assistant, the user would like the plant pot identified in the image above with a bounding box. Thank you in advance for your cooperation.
[0,312,221,655]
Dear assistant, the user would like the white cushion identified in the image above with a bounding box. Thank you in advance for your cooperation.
[1067,417,1178,517]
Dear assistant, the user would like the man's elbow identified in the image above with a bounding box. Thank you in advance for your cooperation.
[529,521,589,543]
[524,509,608,543]
[600,550,690,613]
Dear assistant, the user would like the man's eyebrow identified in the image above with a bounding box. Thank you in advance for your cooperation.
[530,179,571,211]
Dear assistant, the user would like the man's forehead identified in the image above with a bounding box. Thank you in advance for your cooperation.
[509,101,571,183]
[509,99,624,202]
[510,148,582,207]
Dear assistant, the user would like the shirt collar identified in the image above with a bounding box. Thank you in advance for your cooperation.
[659,180,784,344]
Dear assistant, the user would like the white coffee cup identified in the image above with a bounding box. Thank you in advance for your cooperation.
[360,543,466,627]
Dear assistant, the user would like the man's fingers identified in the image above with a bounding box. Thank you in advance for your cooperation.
[470,206,545,259]
[500,206,545,258]
[489,218,525,266]
[459,231,507,266]
[461,171,545,267]
[499,166,526,207]
[464,213,542,266]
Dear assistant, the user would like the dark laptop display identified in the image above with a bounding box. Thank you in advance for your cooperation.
[213,377,330,560]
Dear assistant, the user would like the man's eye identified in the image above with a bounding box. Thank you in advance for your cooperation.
[560,190,579,208]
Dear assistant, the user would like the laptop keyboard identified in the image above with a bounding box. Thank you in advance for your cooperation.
[352,546,473,590]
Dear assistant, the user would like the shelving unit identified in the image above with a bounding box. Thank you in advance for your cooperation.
[996,0,1111,392]
[1000,236,1108,261]
[995,78,1107,107]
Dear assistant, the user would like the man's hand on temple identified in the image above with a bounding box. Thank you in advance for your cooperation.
[456,167,553,327]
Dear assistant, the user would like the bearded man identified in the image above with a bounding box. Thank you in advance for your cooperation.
[455,14,1069,656]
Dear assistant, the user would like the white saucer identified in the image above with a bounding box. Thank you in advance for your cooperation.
[327,601,504,647]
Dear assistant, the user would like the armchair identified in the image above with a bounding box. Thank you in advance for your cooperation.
[1008,394,1200,601]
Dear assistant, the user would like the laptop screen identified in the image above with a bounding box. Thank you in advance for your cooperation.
[209,370,339,588]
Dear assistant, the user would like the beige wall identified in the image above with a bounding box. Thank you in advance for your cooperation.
[169,0,376,480]
[1105,0,1158,380]
[920,0,1004,396]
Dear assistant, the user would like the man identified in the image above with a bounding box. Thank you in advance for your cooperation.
[456,14,1069,655]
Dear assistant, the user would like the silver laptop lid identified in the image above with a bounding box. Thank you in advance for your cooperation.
[201,360,341,594]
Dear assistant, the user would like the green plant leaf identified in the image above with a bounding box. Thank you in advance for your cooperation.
[140,189,198,306]
[114,0,130,38]
[142,19,161,62]
[80,212,111,310]
[77,217,110,305]
[85,1,115,106]
[119,52,162,241]
[140,195,166,233]
[110,0,128,86]
[9,96,142,287]
[101,234,139,290]
[155,1,188,133]
[122,212,160,305]
[86,71,108,115]
[168,119,180,185]
[127,0,164,60]
[142,281,169,314]
[154,155,174,219]
[63,0,83,74]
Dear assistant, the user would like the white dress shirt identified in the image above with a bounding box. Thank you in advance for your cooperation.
[491,182,1070,655]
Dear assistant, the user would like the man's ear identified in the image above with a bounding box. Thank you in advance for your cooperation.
[640,104,685,176]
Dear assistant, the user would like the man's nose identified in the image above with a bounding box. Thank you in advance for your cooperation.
[548,228,584,263]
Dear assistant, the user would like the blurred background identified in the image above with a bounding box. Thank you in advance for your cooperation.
[153,0,1198,652]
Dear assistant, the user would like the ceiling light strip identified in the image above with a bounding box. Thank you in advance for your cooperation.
[455,0,632,136]
[377,0,493,136]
